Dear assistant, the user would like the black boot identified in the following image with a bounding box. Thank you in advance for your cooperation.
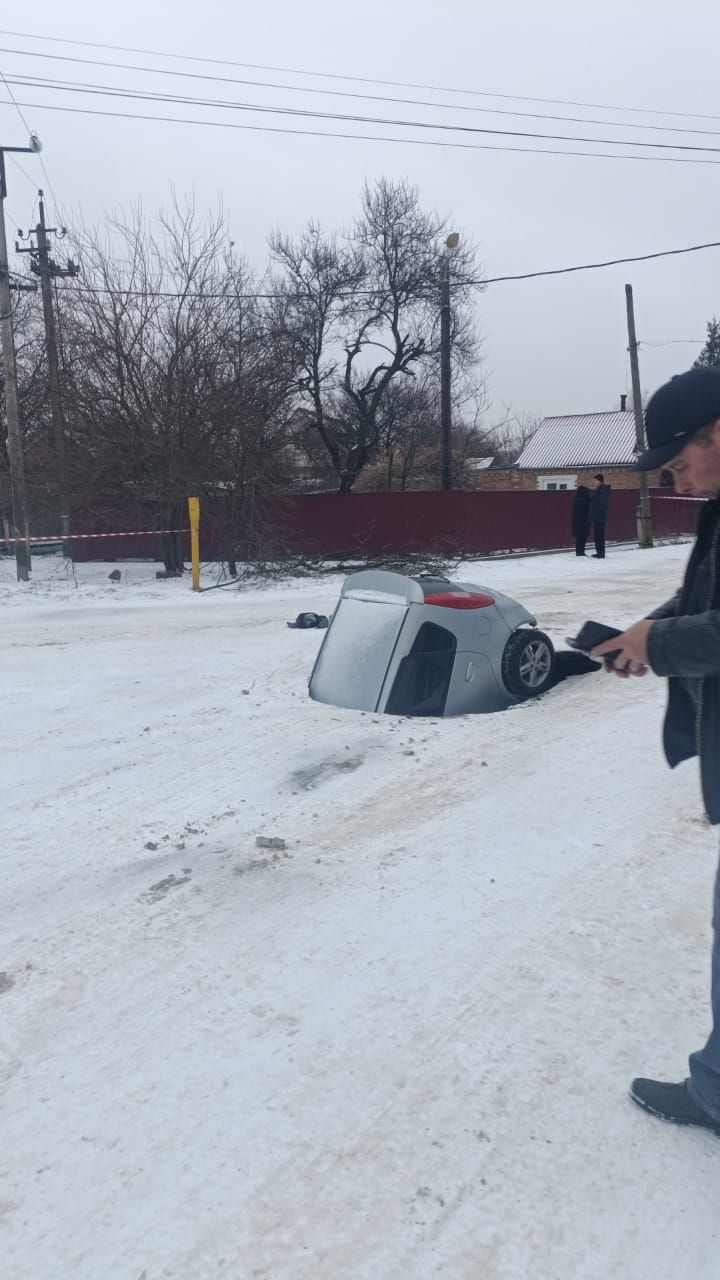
[630,1078,720,1134]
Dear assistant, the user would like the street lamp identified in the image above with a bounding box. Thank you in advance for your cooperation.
[0,133,42,581]
[440,231,459,491]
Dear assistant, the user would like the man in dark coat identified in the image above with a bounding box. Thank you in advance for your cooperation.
[571,483,592,556]
[593,366,720,1138]
[589,473,612,558]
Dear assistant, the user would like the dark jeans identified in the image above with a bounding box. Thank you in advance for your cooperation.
[688,855,720,1120]
[575,533,588,556]
[593,522,606,558]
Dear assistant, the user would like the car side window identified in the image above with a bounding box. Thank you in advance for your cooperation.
[385,623,457,717]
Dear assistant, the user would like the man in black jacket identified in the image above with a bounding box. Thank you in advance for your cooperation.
[571,483,592,556]
[593,366,720,1138]
[589,474,612,558]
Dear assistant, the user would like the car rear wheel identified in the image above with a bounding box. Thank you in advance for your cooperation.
[501,629,555,699]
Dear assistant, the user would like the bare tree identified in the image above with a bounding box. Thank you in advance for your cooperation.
[272,178,483,493]
[212,274,303,566]
[9,181,490,564]
[59,198,300,570]
[358,370,494,492]
[487,407,541,466]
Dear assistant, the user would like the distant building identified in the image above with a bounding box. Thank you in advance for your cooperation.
[474,407,665,492]
[283,407,339,492]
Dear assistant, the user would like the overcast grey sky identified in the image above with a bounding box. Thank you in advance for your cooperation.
[1,0,718,422]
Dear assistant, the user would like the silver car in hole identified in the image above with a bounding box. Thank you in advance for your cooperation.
[308,570,556,716]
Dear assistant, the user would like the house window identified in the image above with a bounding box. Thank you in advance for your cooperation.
[538,475,577,492]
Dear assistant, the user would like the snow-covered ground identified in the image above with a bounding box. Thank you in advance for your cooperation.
[2,545,718,1280]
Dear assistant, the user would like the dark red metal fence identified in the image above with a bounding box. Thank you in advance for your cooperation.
[67,489,701,562]
[68,498,191,562]
[257,489,700,558]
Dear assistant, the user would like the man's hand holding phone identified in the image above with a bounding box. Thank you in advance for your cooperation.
[592,619,653,678]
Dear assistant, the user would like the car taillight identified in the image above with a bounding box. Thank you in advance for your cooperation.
[424,591,495,609]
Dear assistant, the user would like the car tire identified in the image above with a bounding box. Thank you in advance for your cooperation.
[501,629,556,699]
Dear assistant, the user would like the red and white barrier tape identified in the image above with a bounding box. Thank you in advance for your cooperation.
[2,528,189,544]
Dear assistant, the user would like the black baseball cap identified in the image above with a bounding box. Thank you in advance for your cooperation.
[633,366,720,471]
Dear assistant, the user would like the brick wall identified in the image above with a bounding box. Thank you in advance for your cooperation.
[471,466,665,492]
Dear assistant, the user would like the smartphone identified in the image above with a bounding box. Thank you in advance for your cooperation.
[566,620,623,662]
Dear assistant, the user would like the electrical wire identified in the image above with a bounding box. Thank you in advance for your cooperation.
[6,73,720,153]
[9,97,720,166]
[4,151,36,193]
[640,338,704,346]
[37,154,61,224]
[48,238,720,301]
[1,54,66,226]
[4,202,23,230]
[3,154,40,235]
[1,45,719,139]
[0,60,50,231]
[0,26,716,123]
[0,60,32,132]
[475,241,720,284]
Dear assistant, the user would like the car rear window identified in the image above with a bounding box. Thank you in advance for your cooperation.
[310,597,407,711]
[385,622,457,717]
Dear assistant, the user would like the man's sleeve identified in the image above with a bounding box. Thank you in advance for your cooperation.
[646,590,681,621]
[648,611,720,677]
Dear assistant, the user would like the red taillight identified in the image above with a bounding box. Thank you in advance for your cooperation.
[424,591,495,609]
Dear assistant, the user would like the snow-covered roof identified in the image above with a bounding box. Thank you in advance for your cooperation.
[466,456,494,470]
[516,411,637,468]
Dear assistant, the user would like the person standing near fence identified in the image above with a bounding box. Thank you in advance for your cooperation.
[589,473,612,558]
[571,482,592,556]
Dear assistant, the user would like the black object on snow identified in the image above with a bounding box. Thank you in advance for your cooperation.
[287,612,329,629]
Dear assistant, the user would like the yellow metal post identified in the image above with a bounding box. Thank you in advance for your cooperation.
[188,496,200,591]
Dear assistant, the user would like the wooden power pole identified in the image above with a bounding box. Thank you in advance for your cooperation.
[17,190,78,550]
[625,283,653,549]
[439,232,460,491]
[0,151,32,580]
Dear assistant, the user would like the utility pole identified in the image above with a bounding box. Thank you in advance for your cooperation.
[439,232,460,491]
[0,137,44,581]
[625,283,653,549]
[17,190,78,551]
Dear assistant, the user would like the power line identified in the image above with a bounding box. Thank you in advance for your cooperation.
[2,44,720,138]
[478,241,720,283]
[0,58,69,229]
[4,154,40,233]
[37,154,61,223]
[10,97,720,166]
[0,26,716,123]
[7,73,720,153]
[45,238,720,300]
[640,338,704,346]
[0,61,52,229]
[4,151,36,192]
[0,59,32,132]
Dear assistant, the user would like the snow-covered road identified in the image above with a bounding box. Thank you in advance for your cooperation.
[2,546,718,1279]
